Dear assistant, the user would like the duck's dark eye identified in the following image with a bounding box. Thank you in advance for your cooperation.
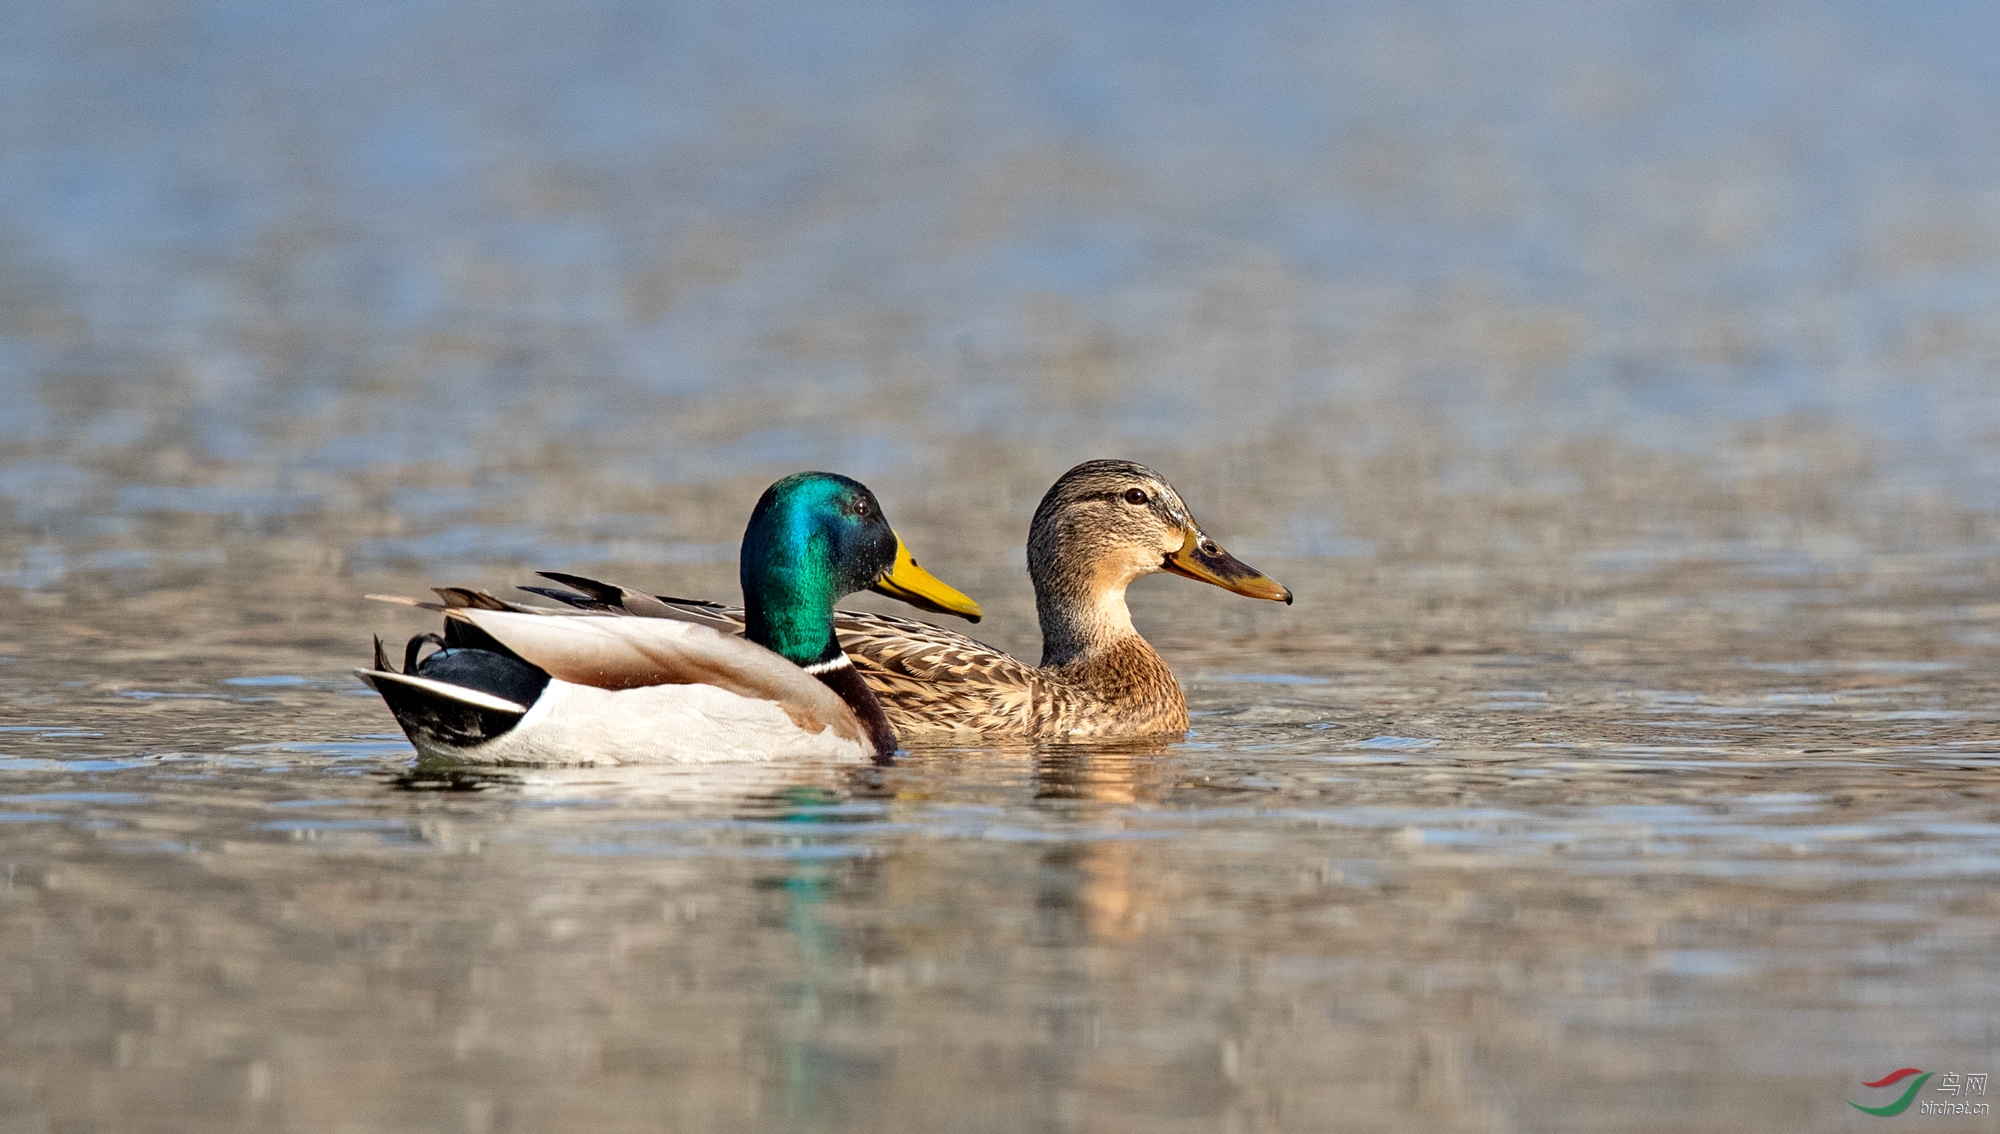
[853,497,872,517]
[1123,488,1149,506]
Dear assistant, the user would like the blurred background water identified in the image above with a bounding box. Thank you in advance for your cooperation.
[2,0,2000,1130]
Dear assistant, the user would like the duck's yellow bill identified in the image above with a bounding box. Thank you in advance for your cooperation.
[1163,529,1294,604]
[872,534,983,622]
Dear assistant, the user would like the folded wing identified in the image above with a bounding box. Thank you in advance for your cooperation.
[830,610,1043,734]
[518,572,1047,734]
[449,608,868,745]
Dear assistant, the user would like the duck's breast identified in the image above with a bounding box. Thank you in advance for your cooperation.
[416,679,872,766]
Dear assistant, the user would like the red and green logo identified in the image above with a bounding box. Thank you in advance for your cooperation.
[1850,1069,1931,1117]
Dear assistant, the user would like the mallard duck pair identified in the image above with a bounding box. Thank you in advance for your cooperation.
[360,461,1291,763]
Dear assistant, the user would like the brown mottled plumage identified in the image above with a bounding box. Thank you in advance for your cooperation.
[842,460,1290,737]
[529,460,1292,740]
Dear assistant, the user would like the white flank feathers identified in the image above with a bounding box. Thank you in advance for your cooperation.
[413,679,871,765]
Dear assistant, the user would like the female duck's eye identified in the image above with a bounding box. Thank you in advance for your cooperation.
[1123,488,1149,506]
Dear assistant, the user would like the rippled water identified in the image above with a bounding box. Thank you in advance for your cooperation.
[4,0,2000,1130]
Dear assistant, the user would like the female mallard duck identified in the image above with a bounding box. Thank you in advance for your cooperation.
[531,460,1290,739]
[356,472,983,764]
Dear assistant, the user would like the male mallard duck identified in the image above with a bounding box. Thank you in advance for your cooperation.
[530,460,1289,739]
[356,472,983,764]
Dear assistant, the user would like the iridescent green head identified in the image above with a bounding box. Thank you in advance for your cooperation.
[740,472,981,666]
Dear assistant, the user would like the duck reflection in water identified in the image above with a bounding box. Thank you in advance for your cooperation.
[1033,738,1175,943]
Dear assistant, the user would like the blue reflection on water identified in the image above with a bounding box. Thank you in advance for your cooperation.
[0,0,1994,472]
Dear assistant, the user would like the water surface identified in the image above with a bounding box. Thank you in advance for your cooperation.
[3,0,1999,1130]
